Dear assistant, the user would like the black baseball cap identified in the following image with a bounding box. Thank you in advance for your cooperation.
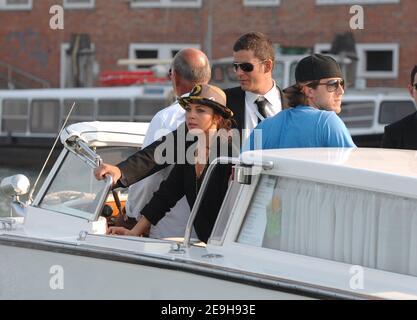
[284,54,343,92]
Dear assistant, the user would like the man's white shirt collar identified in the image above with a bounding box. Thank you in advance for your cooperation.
[245,80,280,106]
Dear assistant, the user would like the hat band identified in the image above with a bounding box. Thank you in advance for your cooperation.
[179,96,233,119]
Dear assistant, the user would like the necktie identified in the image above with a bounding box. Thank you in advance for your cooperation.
[255,97,268,123]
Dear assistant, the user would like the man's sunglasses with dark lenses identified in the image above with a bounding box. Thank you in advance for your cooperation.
[232,61,264,73]
[309,79,345,92]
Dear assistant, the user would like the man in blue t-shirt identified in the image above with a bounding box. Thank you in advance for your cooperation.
[249,54,355,150]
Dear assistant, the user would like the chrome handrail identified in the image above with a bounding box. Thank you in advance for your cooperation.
[182,156,273,249]
[65,137,103,169]
[0,60,50,88]
[0,218,16,231]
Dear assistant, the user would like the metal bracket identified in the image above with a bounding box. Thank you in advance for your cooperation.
[0,218,16,231]
[65,137,103,169]
[182,157,274,249]
[169,242,186,254]
[77,230,88,241]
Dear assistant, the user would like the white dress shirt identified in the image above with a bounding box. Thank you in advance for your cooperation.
[125,94,196,239]
[243,81,282,144]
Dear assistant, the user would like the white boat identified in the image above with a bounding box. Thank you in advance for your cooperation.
[1,121,417,300]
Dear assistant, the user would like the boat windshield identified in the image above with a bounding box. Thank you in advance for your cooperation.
[38,151,111,221]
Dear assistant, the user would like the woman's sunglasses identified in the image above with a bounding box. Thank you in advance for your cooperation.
[308,79,345,92]
[232,61,265,73]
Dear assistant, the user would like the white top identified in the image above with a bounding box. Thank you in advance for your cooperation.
[125,95,196,239]
[243,81,282,144]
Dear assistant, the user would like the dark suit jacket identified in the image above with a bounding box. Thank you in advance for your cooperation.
[117,85,285,187]
[381,111,417,150]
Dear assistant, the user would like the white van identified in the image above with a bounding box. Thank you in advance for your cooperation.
[339,88,416,147]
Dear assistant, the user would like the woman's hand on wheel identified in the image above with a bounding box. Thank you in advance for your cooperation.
[107,226,131,236]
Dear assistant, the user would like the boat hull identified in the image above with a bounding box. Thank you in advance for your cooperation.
[0,237,312,300]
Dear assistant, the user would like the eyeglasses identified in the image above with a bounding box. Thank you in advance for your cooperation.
[168,68,172,79]
[308,79,345,92]
[413,83,417,90]
[232,61,265,73]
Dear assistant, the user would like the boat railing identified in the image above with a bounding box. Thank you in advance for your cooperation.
[182,157,274,249]
[0,60,50,89]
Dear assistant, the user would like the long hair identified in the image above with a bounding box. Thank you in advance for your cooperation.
[213,112,236,143]
[284,81,319,108]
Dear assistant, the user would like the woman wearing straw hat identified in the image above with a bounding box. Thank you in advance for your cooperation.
[108,84,235,243]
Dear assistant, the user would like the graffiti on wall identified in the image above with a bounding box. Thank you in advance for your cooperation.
[5,28,49,66]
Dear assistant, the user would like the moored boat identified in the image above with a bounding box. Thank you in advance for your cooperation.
[0,85,173,166]
[1,121,417,299]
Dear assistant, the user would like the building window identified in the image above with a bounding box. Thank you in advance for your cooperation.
[316,0,399,5]
[130,0,202,8]
[63,0,95,9]
[358,44,399,79]
[128,43,200,71]
[314,43,332,54]
[243,0,280,6]
[315,43,399,79]
[0,0,32,10]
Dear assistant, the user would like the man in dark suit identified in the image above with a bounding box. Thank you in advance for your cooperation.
[225,32,285,141]
[94,32,285,187]
[381,65,417,150]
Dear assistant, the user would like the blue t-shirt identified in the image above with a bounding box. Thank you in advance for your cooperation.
[248,105,356,150]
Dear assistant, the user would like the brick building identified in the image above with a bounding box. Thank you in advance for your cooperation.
[0,0,416,89]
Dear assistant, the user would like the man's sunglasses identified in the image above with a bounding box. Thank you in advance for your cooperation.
[412,83,417,90]
[232,61,265,73]
[308,79,345,92]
